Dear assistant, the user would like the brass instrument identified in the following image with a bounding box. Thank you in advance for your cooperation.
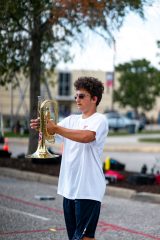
[26,97,59,159]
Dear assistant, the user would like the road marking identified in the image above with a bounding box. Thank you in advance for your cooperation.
[98,221,160,240]
[0,206,50,221]
[0,193,63,214]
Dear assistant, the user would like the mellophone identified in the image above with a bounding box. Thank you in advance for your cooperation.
[26,96,58,159]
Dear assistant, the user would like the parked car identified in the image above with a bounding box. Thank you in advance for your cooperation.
[126,111,146,131]
[104,112,141,133]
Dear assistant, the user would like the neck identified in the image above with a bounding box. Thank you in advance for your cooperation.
[82,109,96,119]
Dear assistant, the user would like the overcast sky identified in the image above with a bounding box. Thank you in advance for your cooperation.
[57,1,160,72]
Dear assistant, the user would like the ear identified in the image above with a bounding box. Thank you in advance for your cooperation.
[92,96,98,105]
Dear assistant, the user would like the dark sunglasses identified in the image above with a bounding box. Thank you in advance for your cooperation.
[74,93,90,100]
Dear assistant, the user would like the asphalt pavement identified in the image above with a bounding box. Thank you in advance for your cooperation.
[0,175,160,240]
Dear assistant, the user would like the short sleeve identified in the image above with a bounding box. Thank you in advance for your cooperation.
[85,114,108,142]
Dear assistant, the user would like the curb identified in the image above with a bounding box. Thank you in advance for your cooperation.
[106,186,136,199]
[0,167,160,204]
[0,167,58,186]
[132,192,160,204]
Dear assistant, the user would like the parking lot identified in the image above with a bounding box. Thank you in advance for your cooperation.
[0,175,160,240]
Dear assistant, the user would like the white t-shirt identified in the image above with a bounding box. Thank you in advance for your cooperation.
[57,112,108,202]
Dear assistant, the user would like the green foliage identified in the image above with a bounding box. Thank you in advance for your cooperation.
[114,59,160,111]
[0,0,75,86]
[0,0,154,87]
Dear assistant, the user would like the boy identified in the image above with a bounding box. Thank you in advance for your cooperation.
[30,76,108,240]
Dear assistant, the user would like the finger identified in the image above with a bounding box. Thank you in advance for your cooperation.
[30,119,36,122]
[30,123,38,128]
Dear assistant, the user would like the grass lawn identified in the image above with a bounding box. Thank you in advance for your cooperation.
[109,129,160,136]
[4,132,29,138]
[138,138,160,143]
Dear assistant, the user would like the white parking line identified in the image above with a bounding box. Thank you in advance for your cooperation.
[0,206,50,221]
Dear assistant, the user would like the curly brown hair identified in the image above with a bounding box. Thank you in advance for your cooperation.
[74,77,104,106]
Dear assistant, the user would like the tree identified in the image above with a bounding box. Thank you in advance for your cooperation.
[0,0,154,153]
[113,59,160,113]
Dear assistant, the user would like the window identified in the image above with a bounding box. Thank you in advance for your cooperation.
[58,72,71,96]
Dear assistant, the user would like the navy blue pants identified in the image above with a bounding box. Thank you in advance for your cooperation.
[63,198,101,240]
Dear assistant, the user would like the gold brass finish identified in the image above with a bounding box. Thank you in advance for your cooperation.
[26,98,59,159]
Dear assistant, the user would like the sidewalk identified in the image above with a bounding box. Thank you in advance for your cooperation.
[7,134,160,153]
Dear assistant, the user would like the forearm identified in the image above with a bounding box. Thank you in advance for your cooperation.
[49,123,95,143]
